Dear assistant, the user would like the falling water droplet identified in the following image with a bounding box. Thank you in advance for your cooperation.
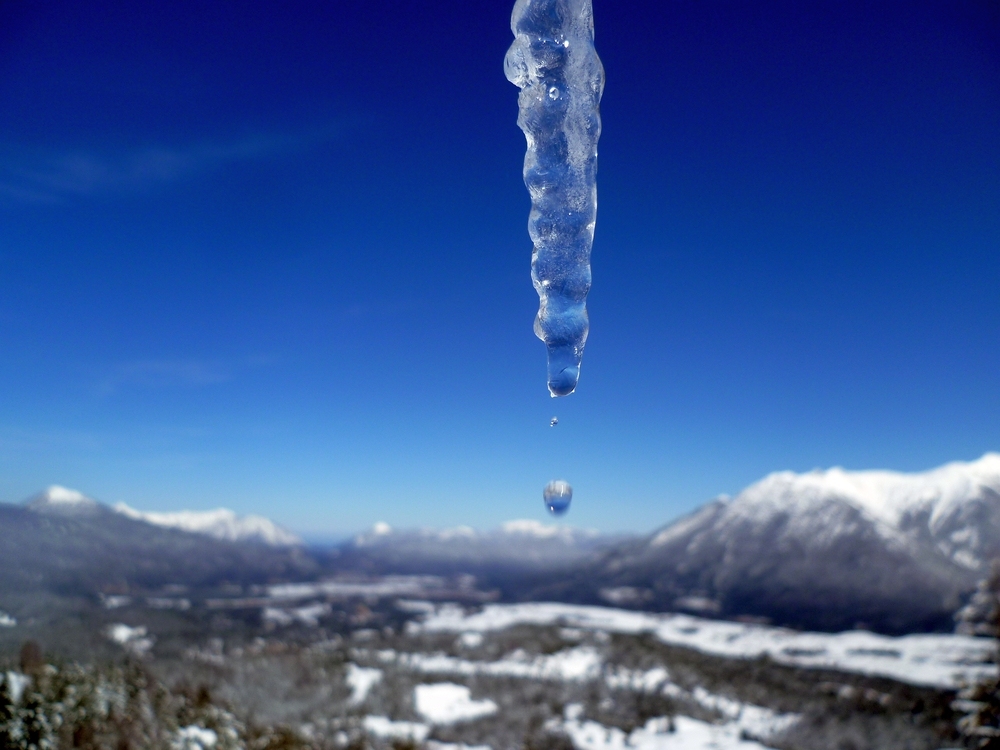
[550,416,559,427]
[543,480,572,516]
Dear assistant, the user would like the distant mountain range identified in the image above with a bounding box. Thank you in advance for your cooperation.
[342,518,611,570]
[7,455,1000,635]
[2,489,316,601]
[26,486,301,546]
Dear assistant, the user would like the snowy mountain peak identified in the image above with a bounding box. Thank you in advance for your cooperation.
[738,453,1000,539]
[41,485,94,504]
[112,503,302,546]
[24,485,100,514]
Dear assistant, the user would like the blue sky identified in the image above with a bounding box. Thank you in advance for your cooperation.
[1,0,997,538]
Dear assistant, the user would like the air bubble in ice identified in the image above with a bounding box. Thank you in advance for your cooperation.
[543,480,572,515]
[550,416,558,427]
[505,0,604,398]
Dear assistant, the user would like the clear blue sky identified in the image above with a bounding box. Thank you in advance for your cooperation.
[1,0,997,537]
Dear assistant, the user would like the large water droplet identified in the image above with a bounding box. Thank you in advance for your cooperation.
[543,480,572,516]
[550,416,559,427]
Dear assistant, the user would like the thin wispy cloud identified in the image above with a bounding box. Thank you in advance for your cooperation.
[95,355,277,395]
[0,126,342,203]
[99,359,232,394]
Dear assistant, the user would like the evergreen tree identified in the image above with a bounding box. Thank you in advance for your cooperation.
[956,560,1000,747]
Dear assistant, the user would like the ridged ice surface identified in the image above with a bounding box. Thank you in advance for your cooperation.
[505,0,604,397]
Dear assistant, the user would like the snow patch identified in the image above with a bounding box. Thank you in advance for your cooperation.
[3,672,30,704]
[38,485,93,504]
[106,623,154,656]
[414,683,499,724]
[401,645,603,682]
[556,709,778,750]
[363,716,430,741]
[427,742,493,750]
[417,602,994,688]
[173,725,218,749]
[346,664,382,704]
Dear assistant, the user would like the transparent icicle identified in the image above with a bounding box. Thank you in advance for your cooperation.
[505,0,604,397]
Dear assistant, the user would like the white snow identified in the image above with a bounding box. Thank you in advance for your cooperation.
[414,683,499,724]
[268,576,445,601]
[605,666,670,692]
[113,502,301,546]
[363,716,430,741]
[106,623,155,655]
[556,709,779,750]
[3,671,30,704]
[458,632,484,648]
[37,485,94,504]
[399,645,603,682]
[726,453,1000,567]
[417,602,995,688]
[0,611,16,627]
[263,602,330,628]
[346,664,382,704]
[173,725,218,749]
[427,742,493,750]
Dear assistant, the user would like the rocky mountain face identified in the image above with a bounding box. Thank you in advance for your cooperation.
[2,490,317,604]
[559,455,1000,633]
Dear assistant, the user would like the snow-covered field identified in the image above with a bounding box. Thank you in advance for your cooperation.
[413,601,995,688]
[556,708,778,750]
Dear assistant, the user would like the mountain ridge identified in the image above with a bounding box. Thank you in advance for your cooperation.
[23,486,301,546]
[562,454,1000,633]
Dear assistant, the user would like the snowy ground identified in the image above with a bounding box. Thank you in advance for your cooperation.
[360,678,792,750]
[414,683,498,724]
[557,710,774,750]
[414,602,995,688]
[346,664,382,704]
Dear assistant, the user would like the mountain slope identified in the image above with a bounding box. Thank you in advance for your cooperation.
[0,494,316,602]
[566,455,1000,633]
[113,502,302,546]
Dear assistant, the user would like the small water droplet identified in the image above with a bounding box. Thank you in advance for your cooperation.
[548,86,560,100]
[550,417,559,427]
[543,480,572,515]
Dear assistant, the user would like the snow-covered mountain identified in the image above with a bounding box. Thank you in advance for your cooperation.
[586,455,1000,633]
[25,485,102,514]
[22,486,300,546]
[113,503,302,546]
[714,453,1000,571]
